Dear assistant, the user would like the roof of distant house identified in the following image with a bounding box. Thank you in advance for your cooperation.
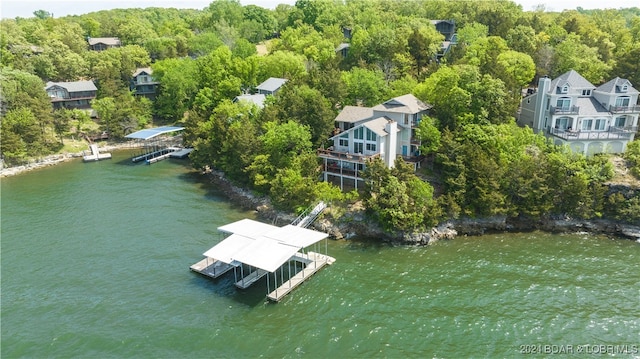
[334,105,374,124]
[548,70,595,93]
[132,67,153,77]
[87,37,121,46]
[256,77,288,93]
[595,77,638,94]
[45,80,97,93]
[372,94,431,113]
[335,43,350,52]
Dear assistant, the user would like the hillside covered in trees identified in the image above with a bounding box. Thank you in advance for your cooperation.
[2,0,639,229]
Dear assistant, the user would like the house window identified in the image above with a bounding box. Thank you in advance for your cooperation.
[556,97,571,109]
[581,119,593,131]
[403,114,410,125]
[561,85,569,93]
[366,143,377,152]
[581,89,591,96]
[621,84,628,92]
[555,117,570,130]
[354,127,364,140]
[614,116,626,127]
[594,119,606,131]
[353,142,363,154]
[615,96,630,107]
[366,129,377,141]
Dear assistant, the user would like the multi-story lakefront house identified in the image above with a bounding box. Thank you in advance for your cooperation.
[45,80,97,110]
[518,70,639,155]
[130,67,159,100]
[317,94,431,190]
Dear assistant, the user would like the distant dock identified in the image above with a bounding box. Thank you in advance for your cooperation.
[83,144,112,162]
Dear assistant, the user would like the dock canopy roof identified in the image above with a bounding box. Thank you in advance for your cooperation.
[204,219,329,273]
[125,126,184,140]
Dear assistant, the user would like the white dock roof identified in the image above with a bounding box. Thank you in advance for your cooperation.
[264,225,329,248]
[202,234,254,264]
[217,218,278,237]
[232,238,300,272]
[203,219,330,273]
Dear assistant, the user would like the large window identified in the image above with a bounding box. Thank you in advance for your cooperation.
[353,142,363,154]
[556,97,571,109]
[354,127,364,140]
[366,129,377,141]
[338,133,348,147]
[614,116,626,127]
[555,117,571,130]
[581,119,593,131]
[594,119,607,131]
[615,96,630,107]
[581,89,591,96]
[366,143,377,152]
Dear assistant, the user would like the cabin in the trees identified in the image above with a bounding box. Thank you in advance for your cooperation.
[87,37,121,51]
[256,77,287,96]
[130,67,158,99]
[318,94,431,190]
[518,70,639,155]
[430,20,457,61]
[45,80,97,110]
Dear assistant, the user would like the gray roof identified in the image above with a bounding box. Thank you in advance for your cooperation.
[45,80,97,93]
[334,106,374,124]
[330,116,396,140]
[132,67,152,77]
[595,77,638,95]
[363,117,396,137]
[88,37,121,46]
[372,94,431,114]
[548,70,595,94]
[233,94,266,108]
[574,97,609,117]
[256,77,288,93]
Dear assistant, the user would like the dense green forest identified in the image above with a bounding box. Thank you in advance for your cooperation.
[2,0,639,228]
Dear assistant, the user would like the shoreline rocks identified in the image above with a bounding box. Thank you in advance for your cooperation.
[205,170,640,244]
[0,141,141,178]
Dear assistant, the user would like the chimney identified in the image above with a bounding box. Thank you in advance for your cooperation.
[384,120,397,169]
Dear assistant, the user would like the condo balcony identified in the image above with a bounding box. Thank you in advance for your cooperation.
[549,126,637,141]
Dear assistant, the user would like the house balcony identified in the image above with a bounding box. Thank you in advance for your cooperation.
[317,148,380,164]
[609,104,640,113]
[548,126,637,141]
[550,106,580,115]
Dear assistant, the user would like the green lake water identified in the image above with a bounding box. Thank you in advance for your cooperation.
[2,151,639,358]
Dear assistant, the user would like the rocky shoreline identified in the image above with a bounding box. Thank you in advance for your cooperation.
[5,152,638,244]
[0,141,141,178]
[205,169,640,244]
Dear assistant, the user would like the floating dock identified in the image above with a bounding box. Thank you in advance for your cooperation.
[83,144,112,162]
[267,251,335,302]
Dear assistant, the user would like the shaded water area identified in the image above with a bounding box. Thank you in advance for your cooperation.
[2,152,639,358]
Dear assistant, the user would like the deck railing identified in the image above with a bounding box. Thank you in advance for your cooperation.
[549,126,637,141]
[317,148,379,163]
[609,104,640,113]
[550,106,580,115]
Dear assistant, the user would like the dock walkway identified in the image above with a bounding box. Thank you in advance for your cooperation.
[83,144,112,162]
[235,268,268,289]
[267,251,335,302]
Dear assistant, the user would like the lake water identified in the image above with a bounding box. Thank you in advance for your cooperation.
[2,151,639,358]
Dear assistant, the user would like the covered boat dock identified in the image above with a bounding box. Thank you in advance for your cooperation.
[190,219,335,302]
[125,126,192,164]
